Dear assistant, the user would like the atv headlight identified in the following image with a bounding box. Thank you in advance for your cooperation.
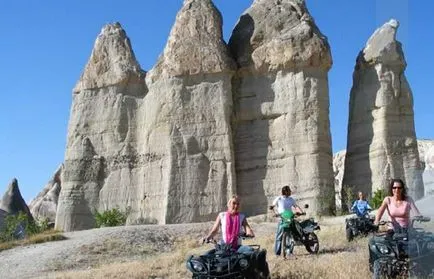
[427,242,434,250]
[239,258,249,269]
[188,259,206,273]
[375,244,390,254]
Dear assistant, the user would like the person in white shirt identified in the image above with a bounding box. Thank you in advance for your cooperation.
[269,185,303,256]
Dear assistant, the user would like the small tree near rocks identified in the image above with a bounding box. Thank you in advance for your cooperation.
[371,188,387,209]
[94,207,130,228]
[0,212,49,243]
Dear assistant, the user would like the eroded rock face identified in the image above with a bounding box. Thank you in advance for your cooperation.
[229,0,335,215]
[334,140,433,207]
[56,0,237,231]
[342,20,424,203]
[29,165,62,223]
[0,178,33,220]
[56,23,148,231]
[421,142,434,196]
[141,0,237,224]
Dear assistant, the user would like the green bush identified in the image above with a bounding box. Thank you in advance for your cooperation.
[94,207,129,228]
[0,212,48,243]
[371,188,387,209]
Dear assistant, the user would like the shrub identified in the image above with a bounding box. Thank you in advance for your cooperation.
[94,207,129,228]
[371,188,387,209]
[0,212,49,243]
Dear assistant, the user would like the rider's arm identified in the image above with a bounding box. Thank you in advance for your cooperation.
[366,202,372,211]
[269,197,279,215]
[350,201,357,212]
[374,197,388,225]
[408,197,422,216]
[292,204,303,214]
[242,218,255,237]
[205,214,221,240]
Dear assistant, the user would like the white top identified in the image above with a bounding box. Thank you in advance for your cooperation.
[219,212,246,245]
[272,196,297,214]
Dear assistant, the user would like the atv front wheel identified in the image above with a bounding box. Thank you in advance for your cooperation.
[373,259,389,279]
[346,227,354,242]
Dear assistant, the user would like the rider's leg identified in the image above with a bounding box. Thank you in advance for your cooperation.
[274,221,284,255]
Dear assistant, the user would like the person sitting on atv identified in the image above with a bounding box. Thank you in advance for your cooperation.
[269,185,303,256]
[203,195,255,254]
[374,179,422,232]
[351,191,372,217]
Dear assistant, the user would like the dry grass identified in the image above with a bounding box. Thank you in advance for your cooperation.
[45,223,373,279]
[0,230,66,252]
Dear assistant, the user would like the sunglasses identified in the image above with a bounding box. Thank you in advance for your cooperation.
[392,186,403,190]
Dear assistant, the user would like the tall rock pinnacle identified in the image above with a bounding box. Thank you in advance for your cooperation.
[0,178,33,221]
[56,23,147,231]
[342,19,424,203]
[56,1,237,231]
[148,0,235,81]
[143,0,237,224]
[73,22,147,95]
[229,0,335,215]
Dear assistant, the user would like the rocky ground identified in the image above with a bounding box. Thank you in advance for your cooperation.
[0,215,346,279]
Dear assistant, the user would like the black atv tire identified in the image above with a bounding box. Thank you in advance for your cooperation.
[255,262,271,279]
[346,227,354,242]
[373,259,390,279]
[304,232,319,254]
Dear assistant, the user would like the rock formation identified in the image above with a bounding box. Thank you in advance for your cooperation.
[334,139,434,206]
[229,0,335,214]
[28,165,62,224]
[55,22,148,231]
[56,0,337,231]
[0,178,34,222]
[140,0,237,224]
[422,143,434,196]
[342,19,424,205]
[56,0,239,231]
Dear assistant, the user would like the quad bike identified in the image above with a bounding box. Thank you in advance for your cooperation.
[368,216,434,279]
[186,234,270,279]
[279,205,321,258]
[345,211,377,242]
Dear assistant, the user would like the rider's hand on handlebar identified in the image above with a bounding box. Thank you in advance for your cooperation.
[201,237,212,244]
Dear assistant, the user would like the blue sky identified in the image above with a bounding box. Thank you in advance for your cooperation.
[0,0,433,202]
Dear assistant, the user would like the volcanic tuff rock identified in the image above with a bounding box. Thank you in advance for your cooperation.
[56,0,338,231]
[420,141,434,195]
[334,139,434,206]
[341,19,423,204]
[56,22,148,231]
[229,0,334,214]
[29,165,62,223]
[142,0,237,224]
[0,178,34,230]
[56,0,239,231]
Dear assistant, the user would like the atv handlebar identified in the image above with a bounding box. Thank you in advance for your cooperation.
[376,216,431,228]
[274,211,306,218]
[202,233,254,244]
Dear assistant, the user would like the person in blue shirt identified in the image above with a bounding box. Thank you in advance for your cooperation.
[351,191,372,217]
